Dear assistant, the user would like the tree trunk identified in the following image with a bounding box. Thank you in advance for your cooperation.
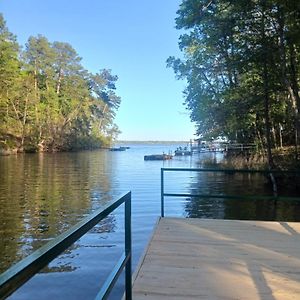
[263,71,275,169]
[276,5,299,159]
[278,123,283,148]
[98,103,108,131]
[255,114,265,156]
[56,68,62,94]
[261,7,275,170]
[21,94,29,148]
[34,59,38,91]
[288,42,300,160]
[271,125,277,149]
[261,2,277,196]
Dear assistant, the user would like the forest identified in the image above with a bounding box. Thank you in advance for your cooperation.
[168,0,300,167]
[0,14,120,154]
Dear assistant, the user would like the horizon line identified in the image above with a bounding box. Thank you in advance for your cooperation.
[117,140,194,142]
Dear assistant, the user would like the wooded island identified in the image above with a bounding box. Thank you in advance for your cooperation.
[0,14,120,154]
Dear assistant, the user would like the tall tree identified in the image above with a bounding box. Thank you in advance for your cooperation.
[88,69,121,135]
[168,0,300,165]
[0,14,122,153]
[0,14,21,148]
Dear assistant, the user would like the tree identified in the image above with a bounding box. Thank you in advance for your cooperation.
[168,0,300,165]
[0,14,22,149]
[0,14,122,152]
[88,69,121,136]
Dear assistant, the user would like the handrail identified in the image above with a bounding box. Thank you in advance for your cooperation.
[161,167,299,173]
[161,168,300,217]
[0,192,132,300]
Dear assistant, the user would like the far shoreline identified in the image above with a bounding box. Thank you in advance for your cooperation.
[117,140,191,144]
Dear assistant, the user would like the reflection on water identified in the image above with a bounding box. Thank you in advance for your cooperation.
[0,151,116,273]
[0,147,299,299]
[184,170,300,221]
[1,143,199,299]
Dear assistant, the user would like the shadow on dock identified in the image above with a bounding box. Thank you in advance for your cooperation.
[132,217,300,299]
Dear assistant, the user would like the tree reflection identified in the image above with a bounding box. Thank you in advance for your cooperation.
[185,170,300,221]
[0,150,117,273]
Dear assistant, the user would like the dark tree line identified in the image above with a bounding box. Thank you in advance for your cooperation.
[0,14,120,153]
[167,0,300,165]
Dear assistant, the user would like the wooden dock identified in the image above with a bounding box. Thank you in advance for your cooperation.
[132,218,300,299]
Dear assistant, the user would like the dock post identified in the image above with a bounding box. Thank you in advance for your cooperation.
[161,168,164,217]
[125,192,132,300]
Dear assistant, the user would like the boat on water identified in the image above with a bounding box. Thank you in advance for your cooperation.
[109,146,127,151]
[144,154,173,161]
[174,146,192,156]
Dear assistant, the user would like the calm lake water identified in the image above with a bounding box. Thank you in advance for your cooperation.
[1,142,299,299]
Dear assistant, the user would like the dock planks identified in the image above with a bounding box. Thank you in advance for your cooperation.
[132,218,300,299]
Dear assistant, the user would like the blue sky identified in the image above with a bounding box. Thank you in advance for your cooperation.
[1,0,196,141]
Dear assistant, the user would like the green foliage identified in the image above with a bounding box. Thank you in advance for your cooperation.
[168,0,300,160]
[0,14,121,152]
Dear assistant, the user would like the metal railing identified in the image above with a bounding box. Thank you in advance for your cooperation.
[0,192,132,300]
[161,168,300,217]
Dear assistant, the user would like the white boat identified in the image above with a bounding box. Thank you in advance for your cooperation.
[174,147,192,156]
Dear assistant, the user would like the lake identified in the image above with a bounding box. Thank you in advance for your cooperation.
[1,142,299,299]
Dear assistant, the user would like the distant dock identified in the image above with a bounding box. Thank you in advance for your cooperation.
[190,143,257,154]
[144,154,172,161]
[132,217,300,299]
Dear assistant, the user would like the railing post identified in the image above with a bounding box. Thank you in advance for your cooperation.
[1,193,132,300]
[161,168,164,217]
[125,192,132,300]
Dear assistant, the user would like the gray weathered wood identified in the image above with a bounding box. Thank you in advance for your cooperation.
[133,218,300,299]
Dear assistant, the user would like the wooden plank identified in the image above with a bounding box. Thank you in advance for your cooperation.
[132,218,300,299]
